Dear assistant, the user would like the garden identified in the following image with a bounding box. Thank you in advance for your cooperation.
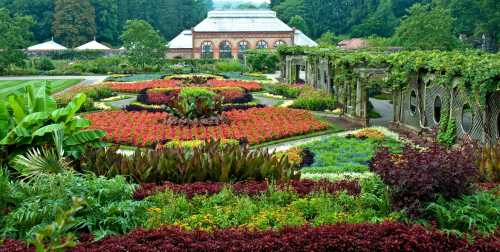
[0,71,498,251]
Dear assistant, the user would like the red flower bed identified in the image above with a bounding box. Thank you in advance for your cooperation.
[107,80,178,93]
[133,180,361,200]
[85,107,329,146]
[207,79,262,92]
[107,79,262,93]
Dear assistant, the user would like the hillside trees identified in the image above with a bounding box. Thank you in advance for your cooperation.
[0,8,33,73]
[393,4,458,50]
[52,0,96,48]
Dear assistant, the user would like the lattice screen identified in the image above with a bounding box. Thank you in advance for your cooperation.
[452,89,483,141]
[424,83,449,129]
[488,92,500,144]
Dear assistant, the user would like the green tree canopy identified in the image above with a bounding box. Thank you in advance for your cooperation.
[121,19,166,68]
[393,4,459,50]
[288,15,308,34]
[0,8,33,73]
[317,32,335,46]
[52,0,96,48]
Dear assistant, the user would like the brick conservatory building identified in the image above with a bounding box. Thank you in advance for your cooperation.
[167,10,317,59]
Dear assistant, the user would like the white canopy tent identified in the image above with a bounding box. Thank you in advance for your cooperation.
[75,40,111,50]
[27,39,67,51]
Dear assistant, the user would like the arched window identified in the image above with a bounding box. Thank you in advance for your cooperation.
[497,112,500,138]
[219,41,232,59]
[433,96,442,123]
[238,41,249,60]
[409,90,417,115]
[274,40,286,48]
[256,40,268,49]
[461,103,473,133]
[201,41,214,59]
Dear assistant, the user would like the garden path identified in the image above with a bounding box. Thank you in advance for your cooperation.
[369,98,393,127]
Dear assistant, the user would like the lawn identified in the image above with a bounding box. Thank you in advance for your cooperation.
[0,79,82,98]
[299,128,401,179]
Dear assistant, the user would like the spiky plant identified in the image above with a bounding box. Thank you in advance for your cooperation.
[13,128,71,180]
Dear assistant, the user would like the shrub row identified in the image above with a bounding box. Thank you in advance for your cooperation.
[3,223,498,252]
[80,141,299,184]
[133,179,361,200]
[290,89,336,111]
[370,145,478,217]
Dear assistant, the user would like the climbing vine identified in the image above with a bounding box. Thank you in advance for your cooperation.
[278,46,500,107]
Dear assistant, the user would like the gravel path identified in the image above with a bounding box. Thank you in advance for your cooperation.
[369,98,393,126]
[253,94,283,107]
[109,97,136,108]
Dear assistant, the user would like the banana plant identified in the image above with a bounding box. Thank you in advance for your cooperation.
[0,84,106,161]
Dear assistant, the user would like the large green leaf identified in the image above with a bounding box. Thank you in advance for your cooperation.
[51,93,87,123]
[33,124,64,138]
[0,126,30,145]
[8,95,26,124]
[0,101,10,140]
[64,130,106,146]
[69,118,91,132]
[19,112,50,127]
[25,85,36,114]
[34,84,57,113]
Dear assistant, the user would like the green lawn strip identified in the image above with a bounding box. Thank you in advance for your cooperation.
[0,79,82,98]
[0,80,41,97]
[300,172,377,182]
[49,79,83,93]
[299,135,402,177]
[0,80,27,90]
[251,128,342,150]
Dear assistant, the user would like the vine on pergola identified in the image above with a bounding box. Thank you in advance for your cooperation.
[278,46,500,107]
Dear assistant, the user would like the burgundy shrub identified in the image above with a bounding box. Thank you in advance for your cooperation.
[63,223,497,252]
[0,240,33,252]
[133,180,361,200]
[370,145,478,217]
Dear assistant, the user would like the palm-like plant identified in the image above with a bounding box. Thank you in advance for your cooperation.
[13,129,71,180]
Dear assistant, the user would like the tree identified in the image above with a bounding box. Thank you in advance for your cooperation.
[121,20,166,68]
[351,0,399,37]
[52,0,96,48]
[0,0,54,43]
[91,0,119,45]
[317,32,335,46]
[393,4,459,50]
[288,15,308,34]
[273,0,304,23]
[0,8,33,73]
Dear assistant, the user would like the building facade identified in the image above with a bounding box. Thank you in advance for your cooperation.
[167,10,317,59]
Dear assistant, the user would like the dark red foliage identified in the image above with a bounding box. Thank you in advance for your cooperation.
[3,224,499,252]
[133,179,361,200]
[68,223,499,252]
[370,145,478,217]
[0,240,33,252]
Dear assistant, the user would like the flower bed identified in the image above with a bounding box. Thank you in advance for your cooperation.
[107,79,262,93]
[133,179,361,200]
[85,107,329,146]
[4,223,497,252]
[207,79,262,92]
[107,80,178,93]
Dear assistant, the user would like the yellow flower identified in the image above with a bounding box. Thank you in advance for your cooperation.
[146,207,162,213]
